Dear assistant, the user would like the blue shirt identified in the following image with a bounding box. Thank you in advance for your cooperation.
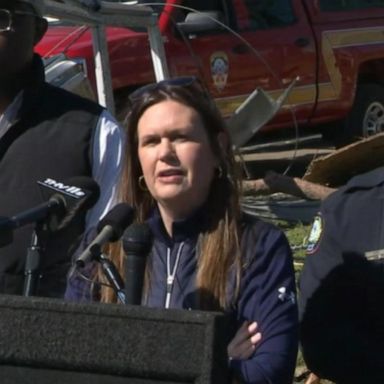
[66,210,298,384]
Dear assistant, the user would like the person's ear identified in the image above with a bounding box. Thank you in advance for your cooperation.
[33,18,48,46]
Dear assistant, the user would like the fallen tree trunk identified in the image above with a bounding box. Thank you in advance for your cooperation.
[243,171,336,200]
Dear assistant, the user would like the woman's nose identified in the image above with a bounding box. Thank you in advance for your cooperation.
[158,139,175,160]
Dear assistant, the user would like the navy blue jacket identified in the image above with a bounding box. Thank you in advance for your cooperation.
[299,166,384,384]
[66,210,298,384]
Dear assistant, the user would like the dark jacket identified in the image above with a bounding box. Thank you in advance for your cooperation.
[299,166,384,384]
[0,54,103,297]
[66,209,298,384]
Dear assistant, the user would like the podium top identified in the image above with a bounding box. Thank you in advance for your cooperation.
[0,294,230,383]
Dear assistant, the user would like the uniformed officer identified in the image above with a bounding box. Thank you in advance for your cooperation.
[299,166,384,384]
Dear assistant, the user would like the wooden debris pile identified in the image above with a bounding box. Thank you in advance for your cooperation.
[241,133,384,223]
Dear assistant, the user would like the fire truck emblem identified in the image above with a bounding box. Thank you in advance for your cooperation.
[210,52,229,91]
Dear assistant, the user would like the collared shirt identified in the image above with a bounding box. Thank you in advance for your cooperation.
[0,91,24,138]
[0,91,125,256]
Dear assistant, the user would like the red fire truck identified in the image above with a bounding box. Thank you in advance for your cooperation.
[36,0,384,146]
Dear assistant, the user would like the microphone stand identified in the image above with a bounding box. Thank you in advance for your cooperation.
[23,221,47,297]
[90,245,126,304]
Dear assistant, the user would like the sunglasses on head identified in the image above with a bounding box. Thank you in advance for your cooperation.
[128,76,211,104]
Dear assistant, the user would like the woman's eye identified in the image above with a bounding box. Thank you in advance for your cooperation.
[174,134,188,142]
[141,137,158,146]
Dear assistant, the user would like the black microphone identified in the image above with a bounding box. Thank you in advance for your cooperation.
[0,177,100,239]
[21,176,100,297]
[37,176,101,231]
[0,195,66,232]
[123,222,153,305]
[76,203,135,268]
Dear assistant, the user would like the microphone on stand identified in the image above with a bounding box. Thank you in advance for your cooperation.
[122,222,153,305]
[37,176,101,231]
[0,176,100,240]
[0,195,65,248]
[22,176,101,297]
[0,194,66,234]
[92,245,126,304]
[76,203,135,268]
[76,203,135,304]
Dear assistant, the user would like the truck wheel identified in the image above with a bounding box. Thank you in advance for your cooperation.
[343,83,384,144]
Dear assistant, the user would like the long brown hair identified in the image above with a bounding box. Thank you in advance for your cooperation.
[98,79,243,309]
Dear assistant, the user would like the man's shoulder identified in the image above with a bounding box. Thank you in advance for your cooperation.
[41,82,105,116]
[323,166,384,210]
[310,167,384,254]
[345,166,384,190]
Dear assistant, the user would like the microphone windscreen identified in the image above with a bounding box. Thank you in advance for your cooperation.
[37,176,100,231]
[122,223,153,256]
[66,176,101,210]
[97,203,135,241]
[58,177,100,230]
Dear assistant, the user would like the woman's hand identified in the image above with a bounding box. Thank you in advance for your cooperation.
[227,321,262,361]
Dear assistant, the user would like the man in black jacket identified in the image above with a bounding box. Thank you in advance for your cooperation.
[0,0,124,297]
[299,166,384,384]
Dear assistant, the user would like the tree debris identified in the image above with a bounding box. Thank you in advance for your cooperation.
[303,132,384,187]
[243,171,336,201]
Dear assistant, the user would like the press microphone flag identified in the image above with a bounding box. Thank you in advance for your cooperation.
[76,203,135,268]
[0,177,100,247]
[37,177,100,231]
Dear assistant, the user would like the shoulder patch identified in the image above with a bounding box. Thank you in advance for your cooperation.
[306,214,323,254]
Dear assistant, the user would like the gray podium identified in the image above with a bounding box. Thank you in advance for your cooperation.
[0,295,231,384]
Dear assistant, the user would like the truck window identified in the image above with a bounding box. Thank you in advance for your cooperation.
[179,0,234,27]
[232,0,296,31]
[320,0,384,11]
